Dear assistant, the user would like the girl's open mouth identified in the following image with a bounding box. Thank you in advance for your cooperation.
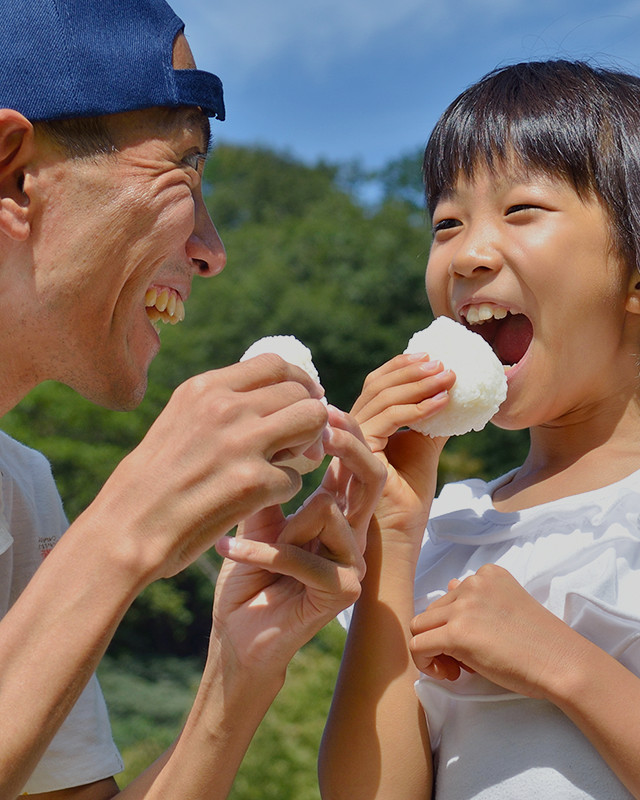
[463,310,533,367]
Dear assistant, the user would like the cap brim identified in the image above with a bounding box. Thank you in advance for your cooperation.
[173,69,225,120]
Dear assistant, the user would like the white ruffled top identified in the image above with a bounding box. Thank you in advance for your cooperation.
[414,468,640,798]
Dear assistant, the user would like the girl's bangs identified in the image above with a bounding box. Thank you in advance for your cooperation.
[423,62,604,214]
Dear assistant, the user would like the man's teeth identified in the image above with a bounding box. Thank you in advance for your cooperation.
[464,304,509,325]
[145,287,185,325]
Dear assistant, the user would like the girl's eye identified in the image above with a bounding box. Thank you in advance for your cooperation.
[432,218,461,234]
[506,204,538,215]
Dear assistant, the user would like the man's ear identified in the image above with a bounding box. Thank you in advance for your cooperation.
[0,109,34,241]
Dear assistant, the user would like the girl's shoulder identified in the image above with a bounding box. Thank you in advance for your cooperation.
[426,465,640,547]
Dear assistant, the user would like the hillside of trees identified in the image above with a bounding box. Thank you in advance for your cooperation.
[0,143,529,796]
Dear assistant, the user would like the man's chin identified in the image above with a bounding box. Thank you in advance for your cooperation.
[66,372,148,412]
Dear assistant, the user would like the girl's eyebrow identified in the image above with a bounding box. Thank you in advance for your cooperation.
[433,185,459,206]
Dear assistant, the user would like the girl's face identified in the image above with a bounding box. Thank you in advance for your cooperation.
[426,163,640,431]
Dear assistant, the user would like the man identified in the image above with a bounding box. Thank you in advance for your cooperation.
[0,1,385,797]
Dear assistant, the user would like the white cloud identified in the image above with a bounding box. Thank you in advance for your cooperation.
[174,0,433,77]
[174,0,640,80]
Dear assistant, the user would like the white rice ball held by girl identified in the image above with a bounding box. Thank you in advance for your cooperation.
[320,59,640,800]
[403,316,507,437]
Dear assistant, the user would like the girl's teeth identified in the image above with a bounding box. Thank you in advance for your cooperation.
[465,304,509,324]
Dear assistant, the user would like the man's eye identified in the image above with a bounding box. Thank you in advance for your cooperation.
[183,153,206,172]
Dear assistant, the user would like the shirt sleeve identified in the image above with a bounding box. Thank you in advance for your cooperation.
[20,673,124,794]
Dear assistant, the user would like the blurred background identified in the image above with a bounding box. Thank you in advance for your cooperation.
[4,1,639,797]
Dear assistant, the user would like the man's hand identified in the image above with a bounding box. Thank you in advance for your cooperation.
[82,354,329,582]
[211,406,386,675]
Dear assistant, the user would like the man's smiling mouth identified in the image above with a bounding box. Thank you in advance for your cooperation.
[145,286,185,326]
[460,304,533,367]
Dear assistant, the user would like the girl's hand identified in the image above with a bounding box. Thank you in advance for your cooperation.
[409,564,580,699]
[351,353,456,542]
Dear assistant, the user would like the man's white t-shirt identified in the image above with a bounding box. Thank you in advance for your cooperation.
[0,430,123,794]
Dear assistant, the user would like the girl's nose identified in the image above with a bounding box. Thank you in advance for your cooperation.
[448,224,502,279]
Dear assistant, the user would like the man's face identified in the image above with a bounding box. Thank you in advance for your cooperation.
[26,38,226,409]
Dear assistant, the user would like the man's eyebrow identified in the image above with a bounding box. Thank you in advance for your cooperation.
[200,115,212,155]
[188,109,212,155]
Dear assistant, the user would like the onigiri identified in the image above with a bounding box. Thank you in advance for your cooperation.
[404,317,508,437]
[240,335,327,473]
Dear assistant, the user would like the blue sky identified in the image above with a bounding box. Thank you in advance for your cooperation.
[171,0,640,170]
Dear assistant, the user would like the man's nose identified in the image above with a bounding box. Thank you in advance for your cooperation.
[187,191,227,277]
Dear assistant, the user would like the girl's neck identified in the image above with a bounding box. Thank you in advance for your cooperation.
[492,396,640,512]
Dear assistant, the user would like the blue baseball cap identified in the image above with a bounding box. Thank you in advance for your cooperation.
[0,0,225,121]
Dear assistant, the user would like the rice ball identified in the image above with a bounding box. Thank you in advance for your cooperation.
[240,335,327,473]
[404,317,507,437]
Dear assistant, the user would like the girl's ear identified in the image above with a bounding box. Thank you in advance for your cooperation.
[0,110,34,241]
[625,276,640,315]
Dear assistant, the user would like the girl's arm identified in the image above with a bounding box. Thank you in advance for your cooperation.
[410,564,640,798]
[319,355,455,800]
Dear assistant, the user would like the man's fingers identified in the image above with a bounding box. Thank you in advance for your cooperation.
[280,493,363,570]
[221,492,366,578]
[215,522,364,591]
[325,405,368,444]
[227,352,325,400]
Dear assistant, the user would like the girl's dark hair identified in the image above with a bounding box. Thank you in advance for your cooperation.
[423,59,640,270]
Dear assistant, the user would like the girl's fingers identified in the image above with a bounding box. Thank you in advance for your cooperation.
[355,372,457,449]
[355,358,447,419]
[352,353,434,410]
[421,654,464,682]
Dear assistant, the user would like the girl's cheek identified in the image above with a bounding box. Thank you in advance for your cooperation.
[425,270,447,315]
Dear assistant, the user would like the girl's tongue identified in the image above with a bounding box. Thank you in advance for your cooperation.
[494,314,533,365]
[470,313,533,366]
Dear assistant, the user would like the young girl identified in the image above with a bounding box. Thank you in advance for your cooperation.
[319,60,640,799]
